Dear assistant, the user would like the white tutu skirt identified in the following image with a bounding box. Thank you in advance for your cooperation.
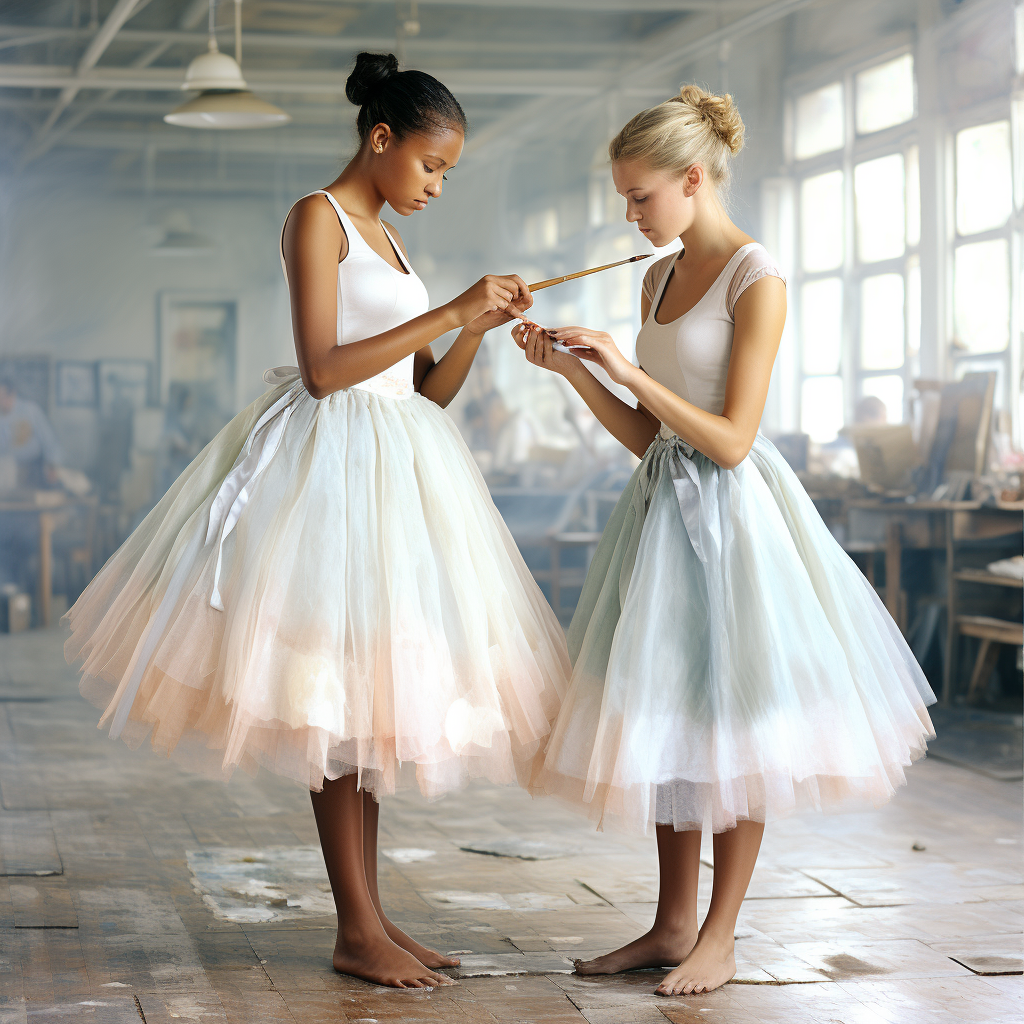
[66,369,569,797]
[532,431,935,834]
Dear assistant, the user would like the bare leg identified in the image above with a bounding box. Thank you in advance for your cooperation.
[575,825,701,975]
[656,819,764,996]
[310,775,454,988]
[361,791,460,968]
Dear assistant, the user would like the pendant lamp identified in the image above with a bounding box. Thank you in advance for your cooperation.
[165,0,290,129]
[151,211,214,255]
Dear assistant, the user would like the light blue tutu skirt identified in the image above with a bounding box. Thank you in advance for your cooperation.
[532,430,936,834]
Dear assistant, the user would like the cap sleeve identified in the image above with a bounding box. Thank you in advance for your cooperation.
[642,254,675,305]
[726,246,786,319]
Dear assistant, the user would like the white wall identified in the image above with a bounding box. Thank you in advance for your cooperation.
[0,176,297,468]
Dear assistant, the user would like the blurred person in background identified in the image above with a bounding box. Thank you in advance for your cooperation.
[0,374,64,596]
[854,395,888,425]
[0,374,62,489]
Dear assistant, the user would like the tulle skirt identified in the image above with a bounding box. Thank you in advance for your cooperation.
[531,429,935,835]
[66,368,570,797]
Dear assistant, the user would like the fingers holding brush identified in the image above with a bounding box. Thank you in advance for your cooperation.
[517,322,580,376]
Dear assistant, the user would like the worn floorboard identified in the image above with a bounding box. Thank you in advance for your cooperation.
[0,627,1020,1023]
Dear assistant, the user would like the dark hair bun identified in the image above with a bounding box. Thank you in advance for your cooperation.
[344,51,467,144]
[345,52,400,107]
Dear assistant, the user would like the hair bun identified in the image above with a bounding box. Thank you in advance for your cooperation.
[673,84,745,155]
[346,51,400,107]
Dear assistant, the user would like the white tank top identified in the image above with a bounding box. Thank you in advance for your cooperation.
[635,242,785,420]
[280,190,430,399]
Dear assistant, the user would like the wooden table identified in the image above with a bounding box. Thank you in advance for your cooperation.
[0,492,69,628]
[846,498,1024,702]
[547,531,602,620]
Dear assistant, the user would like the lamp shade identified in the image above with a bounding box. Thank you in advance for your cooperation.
[164,38,290,130]
[181,39,247,91]
[164,89,291,129]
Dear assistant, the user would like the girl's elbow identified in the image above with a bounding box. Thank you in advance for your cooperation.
[301,371,330,400]
[718,439,753,471]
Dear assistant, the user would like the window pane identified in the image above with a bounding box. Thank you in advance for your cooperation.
[956,121,1012,235]
[1014,97,1024,212]
[524,208,558,253]
[589,174,622,228]
[855,54,915,134]
[854,153,905,263]
[800,278,843,374]
[861,375,904,424]
[860,273,905,370]
[907,254,921,367]
[905,144,920,247]
[801,375,844,442]
[795,82,844,159]
[954,238,1010,352]
[801,170,844,272]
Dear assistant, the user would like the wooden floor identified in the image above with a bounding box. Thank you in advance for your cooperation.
[1,628,1021,1024]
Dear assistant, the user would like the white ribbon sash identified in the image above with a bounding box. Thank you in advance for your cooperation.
[658,423,723,569]
[206,366,304,611]
[106,367,305,738]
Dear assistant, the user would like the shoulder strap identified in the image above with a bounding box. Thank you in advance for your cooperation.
[380,222,412,273]
[645,254,677,322]
[310,190,362,251]
[278,190,361,278]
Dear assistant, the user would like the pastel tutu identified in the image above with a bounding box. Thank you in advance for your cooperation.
[532,429,936,835]
[65,367,570,796]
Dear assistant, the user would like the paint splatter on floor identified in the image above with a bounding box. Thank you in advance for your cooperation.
[186,846,335,922]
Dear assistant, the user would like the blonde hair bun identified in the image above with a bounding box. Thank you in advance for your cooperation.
[671,85,745,156]
[608,82,746,197]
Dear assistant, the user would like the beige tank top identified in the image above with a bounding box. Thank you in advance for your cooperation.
[634,243,785,416]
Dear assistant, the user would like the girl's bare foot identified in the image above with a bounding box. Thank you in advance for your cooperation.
[574,926,698,975]
[655,929,736,996]
[332,929,457,988]
[378,916,461,969]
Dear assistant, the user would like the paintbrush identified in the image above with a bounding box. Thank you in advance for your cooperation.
[509,250,647,352]
[528,253,652,291]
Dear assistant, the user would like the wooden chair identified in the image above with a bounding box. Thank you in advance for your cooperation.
[52,496,98,603]
[952,565,1023,704]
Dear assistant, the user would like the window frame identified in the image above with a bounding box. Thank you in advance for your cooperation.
[787,43,921,441]
[947,100,1017,418]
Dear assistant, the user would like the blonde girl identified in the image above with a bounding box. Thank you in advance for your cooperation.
[520,86,934,996]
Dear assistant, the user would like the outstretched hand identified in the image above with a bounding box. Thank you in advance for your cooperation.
[545,326,634,385]
[512,322,584,377]
[465,300,532,337]
[450,274,534,335]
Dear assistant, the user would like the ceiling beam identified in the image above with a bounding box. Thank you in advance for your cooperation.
[55,127,350,158]
[462,0,829,162]
[0,95,347,118]
[360,0,757,9]
[0,24,644,57]
[0,63,610,96]
[0,30,68,53]
[28,0,152,155]
[0,94,508,124]
[20,0,208,166]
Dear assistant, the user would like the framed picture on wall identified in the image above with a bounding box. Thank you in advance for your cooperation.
[157,292,238,425]
[97,359,152,415]
[0,355,51,411]
[55,360,98,407]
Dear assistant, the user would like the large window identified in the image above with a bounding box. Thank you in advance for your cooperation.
[952,118,1013,404]
[792,52,919,440]
[787,39,1020,444]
